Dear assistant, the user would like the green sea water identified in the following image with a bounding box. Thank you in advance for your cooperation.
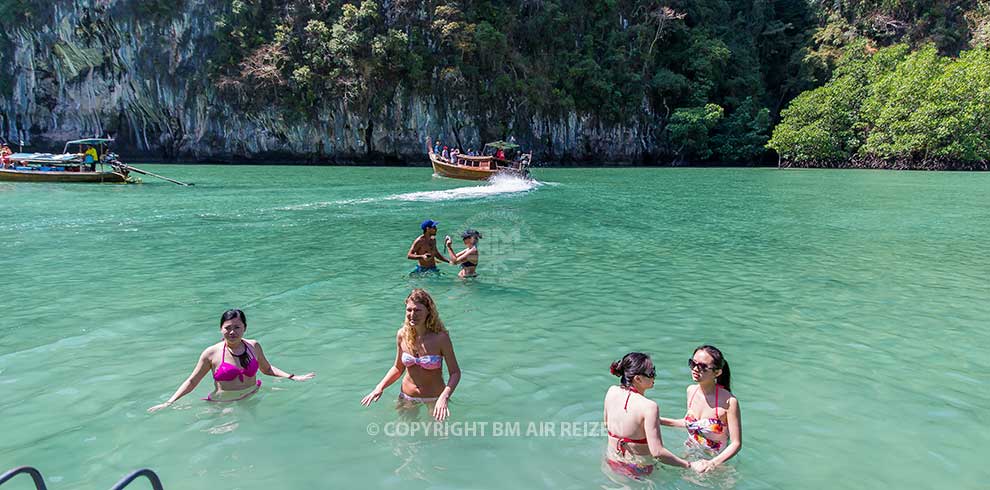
[1,166,988,489]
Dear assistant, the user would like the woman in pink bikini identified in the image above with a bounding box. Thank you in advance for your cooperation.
[361,289,461,421]
[147,309,315,412]
[604,352,703,479]
[660,345,742,473]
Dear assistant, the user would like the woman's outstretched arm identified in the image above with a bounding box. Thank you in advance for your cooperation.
[362,330,406,406]
[253,341,315,380]
[148,347,213,412]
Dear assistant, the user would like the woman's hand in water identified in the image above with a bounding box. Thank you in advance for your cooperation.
[291,372,316,381]
[361,388,384,406]
[147,402,172,413]
[690,460,713,473]
[432,396,450,421]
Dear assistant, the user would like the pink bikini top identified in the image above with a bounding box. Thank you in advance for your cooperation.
[214,343,259,382]
[401,352,443,370]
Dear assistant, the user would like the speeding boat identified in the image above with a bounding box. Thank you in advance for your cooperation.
[427,138,531,181]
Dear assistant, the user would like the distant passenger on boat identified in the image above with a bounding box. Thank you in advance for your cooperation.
[408,219,449,274]
[442,147,449,161]
[83,145,98,163]
[0,144,11,168]
[147,309,315,412]
[445,230,481,278]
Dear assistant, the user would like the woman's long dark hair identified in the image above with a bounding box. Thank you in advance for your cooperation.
[695,345,731,391]
[610,352,655,387]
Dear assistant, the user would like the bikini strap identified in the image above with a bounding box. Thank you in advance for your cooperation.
[221,343,227,363]
[623,386,640,411]
[714,385,720,419]
[689,384,721,419]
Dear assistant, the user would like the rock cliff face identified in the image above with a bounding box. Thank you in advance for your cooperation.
[0,1,654,164]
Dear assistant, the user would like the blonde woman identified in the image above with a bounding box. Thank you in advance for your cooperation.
[361,289,461,421]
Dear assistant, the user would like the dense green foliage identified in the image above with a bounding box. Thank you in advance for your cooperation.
[768,43,990,165]
[204,0,818,161]
[4,0,990,164]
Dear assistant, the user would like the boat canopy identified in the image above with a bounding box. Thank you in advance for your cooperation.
[7,153,83,164]
[484,141,520,150]
[66,138,114,145]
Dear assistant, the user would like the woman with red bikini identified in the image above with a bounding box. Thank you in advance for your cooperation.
[604,352,704,479]
[148,309,315,412]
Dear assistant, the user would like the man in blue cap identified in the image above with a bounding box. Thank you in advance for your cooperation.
[407,219,450,274]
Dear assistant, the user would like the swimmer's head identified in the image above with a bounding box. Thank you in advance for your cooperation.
[611,352,656,390]
[421,219,439,235]
[691,345,730,391]
[220,309,247,341]
[402,289,446,352]
[461,229,482,245]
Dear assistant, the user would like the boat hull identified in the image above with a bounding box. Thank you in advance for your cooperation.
[0,168,130,183]
[429,153,529,181]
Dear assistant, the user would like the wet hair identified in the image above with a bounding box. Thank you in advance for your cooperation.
[610,352,655,387]
[461,229,483,241]
[695,345,731,391]
[220,309,247,327]
[401,289,446,354]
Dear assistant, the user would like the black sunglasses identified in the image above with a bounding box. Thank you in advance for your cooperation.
[688,359,714,372]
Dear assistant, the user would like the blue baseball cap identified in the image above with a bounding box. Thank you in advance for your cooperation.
[421,219,439,230]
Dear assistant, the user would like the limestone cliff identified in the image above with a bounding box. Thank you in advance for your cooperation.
[0,1,654,164]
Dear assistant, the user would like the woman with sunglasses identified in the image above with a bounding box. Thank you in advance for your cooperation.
[604,352,703,479]
[660,345,742,473]
[148,309,315,412]
[444,230,482,278]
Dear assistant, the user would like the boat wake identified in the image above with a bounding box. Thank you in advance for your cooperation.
[276,196,381,211]
[389,174,540,202]
[275,174,540,210]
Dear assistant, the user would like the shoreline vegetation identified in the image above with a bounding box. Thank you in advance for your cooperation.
[2,2,990,170]
[769,44,990,170]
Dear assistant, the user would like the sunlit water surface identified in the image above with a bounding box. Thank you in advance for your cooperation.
[1,166,988,489]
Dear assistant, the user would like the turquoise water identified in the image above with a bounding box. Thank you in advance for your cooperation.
[1,167,988,489]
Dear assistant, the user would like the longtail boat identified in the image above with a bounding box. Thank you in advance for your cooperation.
[1,138,133,183]
[0,138,192,185]
[427,138,531,181]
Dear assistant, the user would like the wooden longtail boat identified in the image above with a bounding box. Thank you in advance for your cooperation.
[0,167,130,183]
[0,138,133,183]
[427,138,531,181]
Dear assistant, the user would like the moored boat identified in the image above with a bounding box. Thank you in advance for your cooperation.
[1,138,133,183]
[427,138,531,181]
